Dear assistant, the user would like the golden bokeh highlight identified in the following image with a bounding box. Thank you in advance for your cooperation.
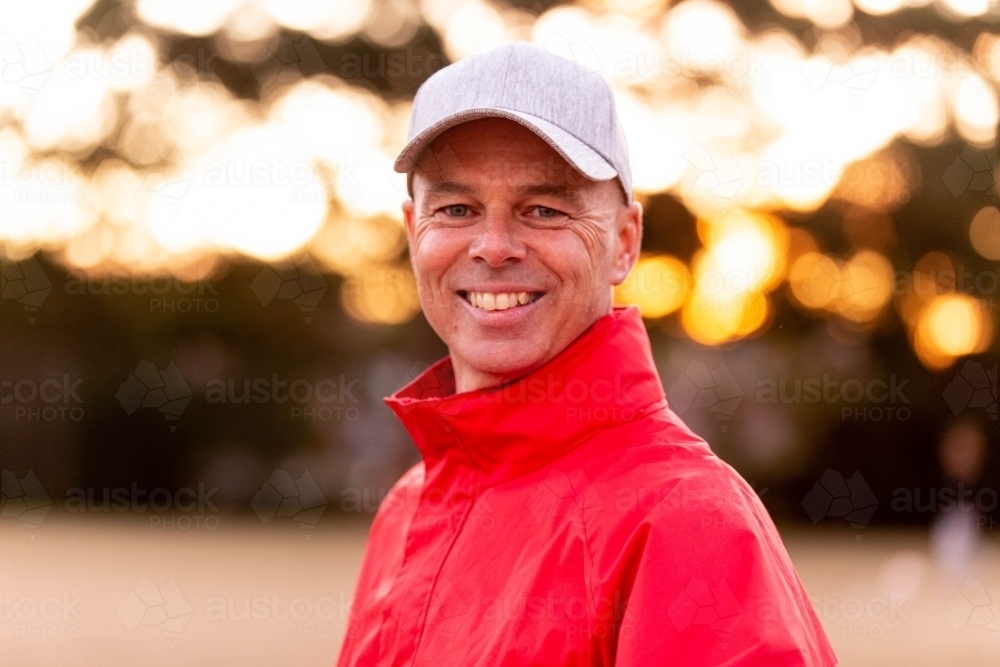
[614,254,691,318]
[832,251,895,323]
[788,250,894,323]
[614,211,788,345]
[789,253,843,311]
[340,264,421,325]
[913,293,993,369]
[682,290,771,346]
[680,210,786,344]
[0,0,997,351]
[312,216,407,275]
[969,206,1000,260]
[834,149,917,213]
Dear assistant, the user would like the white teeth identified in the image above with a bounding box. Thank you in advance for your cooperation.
[466,291,537,311]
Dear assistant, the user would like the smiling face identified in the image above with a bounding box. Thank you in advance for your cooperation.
[402,118,642,393]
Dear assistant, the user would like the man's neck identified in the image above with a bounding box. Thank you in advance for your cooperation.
[449,307,614,394]
[451,360,516,394]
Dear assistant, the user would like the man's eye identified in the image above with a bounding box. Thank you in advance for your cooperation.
[535,206,563,219]
[442,204,470,217]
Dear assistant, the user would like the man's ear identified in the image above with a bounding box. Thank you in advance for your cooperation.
[610,200,643,286]
[402,197,416,244]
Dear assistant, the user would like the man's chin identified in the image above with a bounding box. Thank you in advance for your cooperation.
[452,339,549,389]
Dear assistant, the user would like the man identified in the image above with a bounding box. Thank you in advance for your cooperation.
[337,43,837,667]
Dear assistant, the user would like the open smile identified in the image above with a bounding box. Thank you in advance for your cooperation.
[457,290,545,312]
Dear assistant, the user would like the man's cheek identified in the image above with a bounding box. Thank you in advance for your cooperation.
[412,244,454,284]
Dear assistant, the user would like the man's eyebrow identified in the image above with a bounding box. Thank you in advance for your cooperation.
[516,183,581,203]
[424,181,476,197]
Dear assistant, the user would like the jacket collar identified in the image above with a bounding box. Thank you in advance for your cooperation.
[384,306,667,487]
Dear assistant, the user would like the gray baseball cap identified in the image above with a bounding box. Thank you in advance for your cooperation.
[394,42,633,203]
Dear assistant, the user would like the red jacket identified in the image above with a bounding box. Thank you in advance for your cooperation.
[337,307,837,667]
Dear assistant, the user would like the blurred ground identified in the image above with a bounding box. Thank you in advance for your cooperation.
[2,518,999,666]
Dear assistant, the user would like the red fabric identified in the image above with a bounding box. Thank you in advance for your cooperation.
[337,307,837,667]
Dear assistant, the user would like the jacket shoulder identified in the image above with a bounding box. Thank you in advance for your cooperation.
[584,410,776,546]
[583,416,838,666]
[591,407,741,481]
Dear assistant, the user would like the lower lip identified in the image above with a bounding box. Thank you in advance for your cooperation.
[459,294,544,325]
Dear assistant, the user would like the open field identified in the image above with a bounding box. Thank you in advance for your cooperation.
[2,517,999,666]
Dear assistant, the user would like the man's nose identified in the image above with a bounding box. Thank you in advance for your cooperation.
[468,211,526,267]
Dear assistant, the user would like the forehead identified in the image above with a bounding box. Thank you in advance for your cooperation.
[411,118,591,195]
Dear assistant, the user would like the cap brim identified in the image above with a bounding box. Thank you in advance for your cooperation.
[393,108,619,183]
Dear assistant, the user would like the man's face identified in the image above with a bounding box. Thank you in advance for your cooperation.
[403,118,642,393]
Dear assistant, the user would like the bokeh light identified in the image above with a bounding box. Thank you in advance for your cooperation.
[0,0,995,354]
[3,5,1000,667]
[913,293,993,369]
[340,264,421,325]
[969,206,1000,260]
[614,254,691,318]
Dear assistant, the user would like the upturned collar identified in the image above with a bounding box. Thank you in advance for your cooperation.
[385,306,667,487]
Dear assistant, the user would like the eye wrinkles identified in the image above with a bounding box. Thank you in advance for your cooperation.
[413,176,621,235]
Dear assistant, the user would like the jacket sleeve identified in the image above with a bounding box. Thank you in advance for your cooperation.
[336,463,424,667]
[610,465,838,667]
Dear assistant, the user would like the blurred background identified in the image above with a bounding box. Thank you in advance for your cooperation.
[0,0,998,665]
